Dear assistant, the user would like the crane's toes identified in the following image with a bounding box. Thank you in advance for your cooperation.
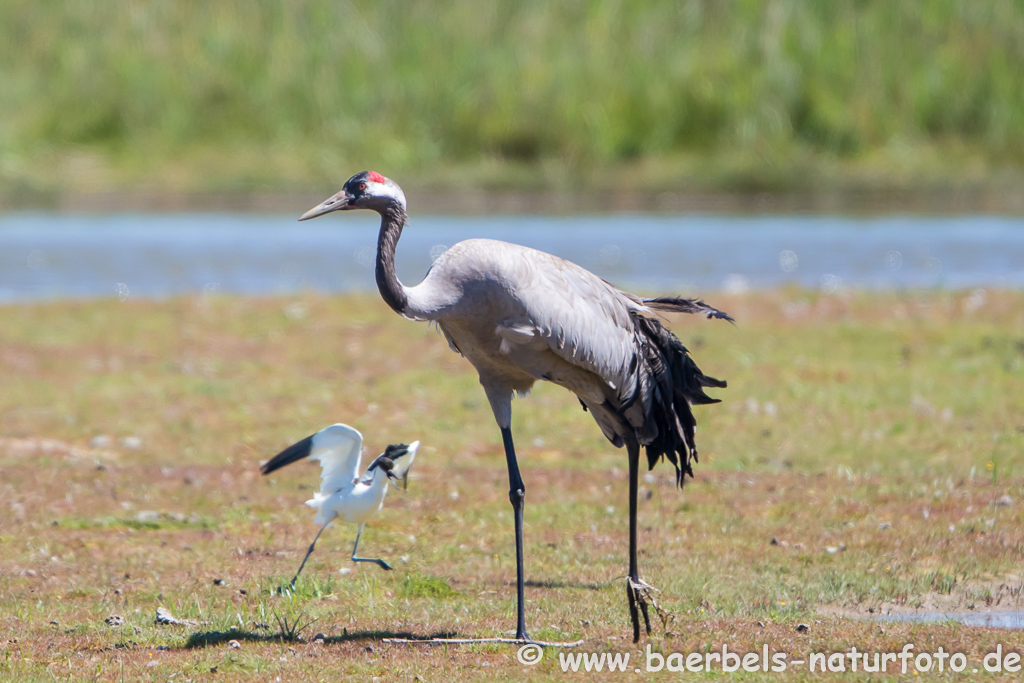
[626,582,641,642]
[628,577,666,640]
[377,560,393,571]
[638,593,652,636]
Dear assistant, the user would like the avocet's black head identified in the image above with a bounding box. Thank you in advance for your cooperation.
[299,171,407,220]
[366,442,416,487]
[367,455,397,478]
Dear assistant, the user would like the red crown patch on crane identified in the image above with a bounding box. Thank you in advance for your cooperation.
[367,171,386,184]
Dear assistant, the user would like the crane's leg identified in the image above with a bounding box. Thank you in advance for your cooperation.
[351,523,393,571]
[626,436,653,642]
[291,522,329,588]
[501,426,530,641]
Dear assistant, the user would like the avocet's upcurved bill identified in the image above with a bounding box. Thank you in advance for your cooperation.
[260,423,419,585]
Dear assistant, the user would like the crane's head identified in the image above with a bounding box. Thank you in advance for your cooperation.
[299,171,407,220]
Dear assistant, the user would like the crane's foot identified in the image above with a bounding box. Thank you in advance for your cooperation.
[626,577,646,642]
[626,577,672,642]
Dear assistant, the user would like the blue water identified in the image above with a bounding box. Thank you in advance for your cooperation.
[1,212,1021,301]
[875,611,1024,630]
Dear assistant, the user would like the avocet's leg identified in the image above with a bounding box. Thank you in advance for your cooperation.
[351,523,393,570]
[291,522,329,588]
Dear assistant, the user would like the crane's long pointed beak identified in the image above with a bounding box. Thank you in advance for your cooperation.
[299,191,352,221]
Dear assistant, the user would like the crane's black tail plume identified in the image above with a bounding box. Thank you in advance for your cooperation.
[632,308,728,487]
[643,296,735,323]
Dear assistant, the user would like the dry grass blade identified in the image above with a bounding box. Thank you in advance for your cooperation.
[273,611,317,643]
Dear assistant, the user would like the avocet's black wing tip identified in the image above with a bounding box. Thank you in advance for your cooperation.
[260,434,315,475]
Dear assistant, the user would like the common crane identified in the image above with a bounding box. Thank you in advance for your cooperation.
[298,171,730,642]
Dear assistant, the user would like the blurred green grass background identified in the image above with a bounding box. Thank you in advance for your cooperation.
[2,0,1024,200]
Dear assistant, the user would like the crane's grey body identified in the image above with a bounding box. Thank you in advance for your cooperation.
[408,238,649,433]
[299,171,730,642]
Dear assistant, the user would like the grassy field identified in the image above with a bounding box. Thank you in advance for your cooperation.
[4,1,1024,202]
[2,289,1023,680]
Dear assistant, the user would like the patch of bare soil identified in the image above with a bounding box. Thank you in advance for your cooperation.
[822,574,1024,622]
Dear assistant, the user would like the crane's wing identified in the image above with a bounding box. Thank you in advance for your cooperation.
[490,244,728,417]
[421,239,728,484]
[260,423,364,496]
[498,247,729,479]
[495,249,649,397]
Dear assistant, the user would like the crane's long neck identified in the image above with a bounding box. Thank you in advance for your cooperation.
[375,204,410,315]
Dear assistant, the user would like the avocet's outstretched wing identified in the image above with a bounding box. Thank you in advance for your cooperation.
[261,424,365,495]
[309,424,365,494]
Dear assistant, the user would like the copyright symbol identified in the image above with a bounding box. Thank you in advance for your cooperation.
[517,643,543,665]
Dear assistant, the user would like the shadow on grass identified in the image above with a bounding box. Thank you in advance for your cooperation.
[322,629,459,645]
[181,628,459,650]
[182,631,276,649]
[525,578,611,591]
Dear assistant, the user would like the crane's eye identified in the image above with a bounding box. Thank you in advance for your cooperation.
[358,182,367,191]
